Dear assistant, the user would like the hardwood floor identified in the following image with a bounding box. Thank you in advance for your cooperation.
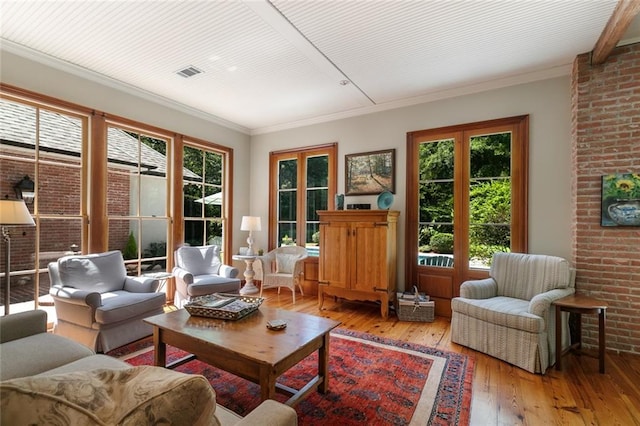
[257,291,640,425]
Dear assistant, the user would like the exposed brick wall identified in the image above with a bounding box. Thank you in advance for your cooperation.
[571,43,640,355]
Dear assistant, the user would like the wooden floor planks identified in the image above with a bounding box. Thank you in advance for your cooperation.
[257,291,640,425]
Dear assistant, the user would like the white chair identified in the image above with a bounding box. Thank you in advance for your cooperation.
[451,252,575,374]
[254,246,308,303]
[172,245,241,307]
[48,250,166,353]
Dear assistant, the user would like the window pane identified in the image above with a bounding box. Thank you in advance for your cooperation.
[108,218,137,257]
[38,109,83,215]
[469,133,512,268]
[204,151,222,185]
[185,220,205,246]
[278,223,296,246]
[139,136,168,217]
[205,220,223,246]
[419,139,454,181]
[140,219,168,272]
[107,127,139,217]
[418,139,455,265]
[39,156,81,216]
[140,174,166,217]
[203,186,222,219]
[184,183,203,218]
[307,155,328,188]
[183,146,203,178]
[0,99,37,146]
[38,218,82,270]
[306,188,327,222]
[279,159,297,189]
[278,190,297,221]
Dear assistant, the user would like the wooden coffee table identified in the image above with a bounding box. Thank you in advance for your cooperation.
[143,307,340,406]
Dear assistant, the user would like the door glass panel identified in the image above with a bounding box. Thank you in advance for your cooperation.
[469,132,512,269]
[278,158,297,245]
[306,155,328,253]
[418,139,454,267]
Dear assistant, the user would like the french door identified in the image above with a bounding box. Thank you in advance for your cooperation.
[405,116,528,316]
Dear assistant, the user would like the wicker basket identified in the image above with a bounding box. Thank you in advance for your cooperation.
[395,294,435,322]
[184,294,264,320]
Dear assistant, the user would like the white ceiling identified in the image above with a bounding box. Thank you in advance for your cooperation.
[1,1,639,135]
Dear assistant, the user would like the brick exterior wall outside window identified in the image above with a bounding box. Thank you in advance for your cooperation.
[1,158,130,300]
[571,43,640,355]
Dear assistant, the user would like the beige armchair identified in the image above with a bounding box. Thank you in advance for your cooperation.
[172,245,241,307]
[451,252,575,374]
[48,250,166,353]
[254,246,308,303]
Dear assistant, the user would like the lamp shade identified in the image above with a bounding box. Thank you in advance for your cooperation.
[0,199,35,226]
[240,216,261,232]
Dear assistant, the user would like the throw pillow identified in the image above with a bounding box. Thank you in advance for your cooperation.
[276,253,298,274]
[0,366,221,426]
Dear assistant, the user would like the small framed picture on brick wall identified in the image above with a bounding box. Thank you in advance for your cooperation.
[601,173,640,226]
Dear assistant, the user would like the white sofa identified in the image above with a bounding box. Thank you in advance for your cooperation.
[451,252,575,373]
[0,310,298,425]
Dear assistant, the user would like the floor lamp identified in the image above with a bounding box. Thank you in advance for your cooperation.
[0,199,35,316]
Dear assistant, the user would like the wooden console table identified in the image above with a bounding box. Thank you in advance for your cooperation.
[554,294,608,373]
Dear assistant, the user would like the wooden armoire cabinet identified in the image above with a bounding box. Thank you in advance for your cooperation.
[317,210,399,319]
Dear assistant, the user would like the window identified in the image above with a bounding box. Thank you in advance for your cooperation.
[1,85,236,310]
[0,95,88,311]
[406,116,528,289]
[269,144,337,255]
[106,123,171,276]
[182,144,229,259]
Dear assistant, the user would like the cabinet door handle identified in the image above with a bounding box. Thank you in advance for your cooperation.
[374,222,389,227]
[318,280,330,286]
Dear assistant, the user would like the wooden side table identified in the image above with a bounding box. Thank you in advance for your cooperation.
[554,294,608,373]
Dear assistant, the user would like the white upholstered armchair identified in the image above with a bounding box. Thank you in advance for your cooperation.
[48,250,166,353]
[172,245,241,307]
[451,252,575,374]
[254,246,308,303]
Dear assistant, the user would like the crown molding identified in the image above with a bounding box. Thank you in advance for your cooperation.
[250,64,572,135]
[3,38,573,138]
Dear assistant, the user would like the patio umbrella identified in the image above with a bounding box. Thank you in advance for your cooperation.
[194,192,223,205]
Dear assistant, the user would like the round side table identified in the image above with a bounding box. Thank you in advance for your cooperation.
[554,294,608,373]
[232,255,259,295]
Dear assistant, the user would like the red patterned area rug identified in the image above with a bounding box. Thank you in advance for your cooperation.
[108,329,473,425]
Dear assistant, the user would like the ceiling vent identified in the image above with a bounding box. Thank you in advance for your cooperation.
[176,65,203,78]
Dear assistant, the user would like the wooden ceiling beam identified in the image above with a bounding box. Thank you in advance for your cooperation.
[591,0,640,65]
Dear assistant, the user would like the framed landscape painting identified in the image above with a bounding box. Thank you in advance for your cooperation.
[601,173,640,227]
[345,149,395,195]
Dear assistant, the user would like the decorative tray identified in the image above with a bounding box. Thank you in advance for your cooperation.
[184,293,264,320]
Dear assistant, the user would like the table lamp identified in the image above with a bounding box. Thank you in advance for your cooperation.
[240,216,261,256]
[1,199,35,315]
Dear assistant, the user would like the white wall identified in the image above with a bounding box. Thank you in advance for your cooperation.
[1,50,252,252]
[2,49,573,284]
[250,77,573,284]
